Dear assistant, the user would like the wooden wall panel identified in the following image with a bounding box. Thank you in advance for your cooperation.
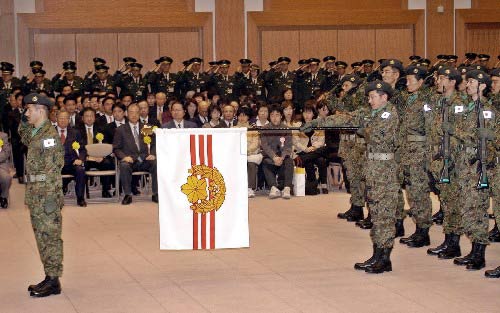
[299,29,338,61]
[117,33,160,68]
[427,0,454,60]
[472,0,500,9]
[266,0,404,11]
[466,26,500,67]
[42,0,188,12]
[337,29,376,65]
[76,33,119,74]
[215,0,245,71]
[261,30,300,67]
[33,33,76,77]
[375,28,413,62]
[159,31,201,72]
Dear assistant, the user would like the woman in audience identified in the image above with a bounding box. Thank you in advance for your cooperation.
[233,107,262,198]
[184,99,198,124]
[203,104,222,128]
[254,102,269,127]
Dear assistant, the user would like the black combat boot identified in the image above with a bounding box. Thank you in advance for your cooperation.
[438,233,461,259]
[488,223,500,242]
[400,227,420,245]
[407,227,430,248]
[427,233,451,255]
[466,243,486,270]
[365,248,392,274]
[337,204,354,219]
[485,266,500,278]
[30,276,61,297]
[432,209,444,225]
[354,245,380,270]
[395,219,405,237]
[358,213,373,229]
[453,242,476,265]
[28,276,50,292]
[346,205,364,222]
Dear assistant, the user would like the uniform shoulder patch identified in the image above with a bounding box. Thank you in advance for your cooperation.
[381,112,391,119]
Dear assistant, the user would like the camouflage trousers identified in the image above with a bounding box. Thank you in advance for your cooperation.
[402,145,432,228]
[453,160,490,245]
[349,144,367,207]
[29,201,63,277]
[490,164,499,226]
[366,159,399,248]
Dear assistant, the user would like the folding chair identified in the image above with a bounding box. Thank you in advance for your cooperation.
[84,143,120,202]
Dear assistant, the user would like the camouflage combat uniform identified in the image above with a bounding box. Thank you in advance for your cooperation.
[19,119,65,277]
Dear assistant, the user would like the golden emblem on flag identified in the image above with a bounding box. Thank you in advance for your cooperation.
[181,164,226,214]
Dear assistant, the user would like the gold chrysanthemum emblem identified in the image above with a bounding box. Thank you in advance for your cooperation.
[181,165,226,214]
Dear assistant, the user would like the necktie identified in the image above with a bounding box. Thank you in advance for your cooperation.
[60,130,66,144]
[177,123,181,128]
[157,106,162,121]
[87,127,93,144]
[133,125,140,150]
[101,80,106,87]
[70,115,75,127]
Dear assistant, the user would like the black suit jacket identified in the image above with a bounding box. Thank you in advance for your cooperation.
[162,120,198,129]
[103,119,127,144]
[59,126,86,166]
[113,122,156,162]
[78,123,105,146]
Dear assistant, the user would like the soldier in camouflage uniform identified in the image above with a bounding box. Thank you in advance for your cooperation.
[19,93,64,297]
[427,67,467,259]
[303,81,399,274]
[398,66,433,248]
[329,75,367,222]
[487,68,500,244]
[380,59,408,237]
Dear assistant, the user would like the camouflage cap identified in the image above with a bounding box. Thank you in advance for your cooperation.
[437,66,461,82]
[405,65,427,80]
[365,80,393,97]
[466,70,491,85]
[380,59,404,73]
[340,74,361,86]
[24,93,52,108]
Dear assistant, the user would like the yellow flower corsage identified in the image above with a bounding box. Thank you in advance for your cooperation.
[72,141,80,150]
[95,132,104,143]
[0,138,3,148]
[143,135,152,145]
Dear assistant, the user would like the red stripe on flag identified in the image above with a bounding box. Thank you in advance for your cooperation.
[198,135,207,249]
[207,135,215,249]
[190,135,198,250]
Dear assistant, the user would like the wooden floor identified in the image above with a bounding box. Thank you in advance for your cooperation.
[0,181,499,313]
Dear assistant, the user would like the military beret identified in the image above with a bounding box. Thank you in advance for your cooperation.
[490,68,500,77]
[269,60,278,67]
[239,59,252,65]
[323,56,336,63]
[30,61,43,69]
[351,62,362,68]
[468,65,488,72]
[477,54,490,61]
[63,61,77,72]
[189,57,203,64]
[362,59,375,65]
[24,93,52,108]
[466,70,491,85]
[32,68,46,76]
[457,66,468,75]
[380,59,404,73]
[437,66,461,82]
[409,55,421,62]
[217,60,231,67]
[405,65,427,80]
[335,61,347,68]
[155,56,173,65]
[95,64,109,72]
[1,62,14,74]
[308,58,321,65]
[418,58,431,66]
[123,57,137,64]
[129,62,143,70]
[447,55,458,61]
[93,57,106,65]
[277,56,291,64]
[340,74,361,86]
[298,59,307,65]
[465,52,477,60]
[365,80,393,97]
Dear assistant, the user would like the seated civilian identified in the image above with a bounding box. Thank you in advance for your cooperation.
[149,92,170,124]
[64,94,83,128]
[195,100,210,127]
[203,105,222,128]
[0,131,12,208]
[138,100,160,127]
[162,101,198,128]
[98,96,115,126]
[233,107,262,198]
[254,102,269,127]
[293,104,328,194]
[184,99,199,124]
[103,103,127,144]
[215,103,236,128]
[79,107,115,198]
[113,103,158,205]
[57,110,87,207]
[260,104,293,199]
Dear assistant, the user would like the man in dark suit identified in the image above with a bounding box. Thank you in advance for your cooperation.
[63,94,83,128]
[194,101,210,127]
[79,107,115,198]
[103,103,127,144]
[97,96,115,126]
[7,92,26,183]
[56,110,87,207]
[113,103,158,204]
[138,100,160,127]
[148,92,171,125]
[215,103,237,128]
[162,101,198,129]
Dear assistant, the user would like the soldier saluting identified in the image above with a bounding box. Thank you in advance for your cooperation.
[19,93,64,297]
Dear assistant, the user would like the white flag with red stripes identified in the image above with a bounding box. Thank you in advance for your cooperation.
[156,128,249,250]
